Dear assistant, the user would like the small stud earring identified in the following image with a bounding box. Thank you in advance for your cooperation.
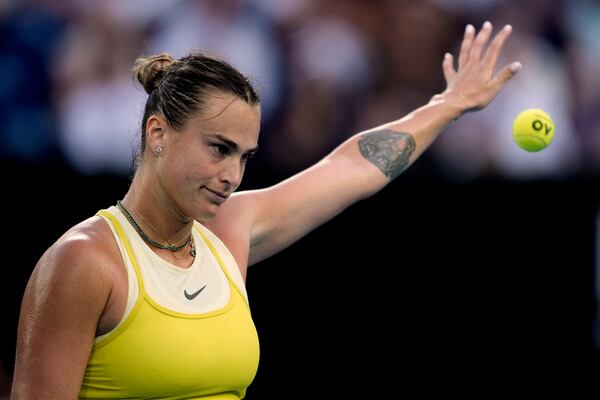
[155,146,163,155]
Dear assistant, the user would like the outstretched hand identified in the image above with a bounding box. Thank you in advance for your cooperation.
[441,21,521,113]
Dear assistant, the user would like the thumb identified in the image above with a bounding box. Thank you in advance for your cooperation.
[442,53,456,82]
[494,61,522,86]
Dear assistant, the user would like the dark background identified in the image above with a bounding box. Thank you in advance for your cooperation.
[2,157,598,397]
[2,0,600,397]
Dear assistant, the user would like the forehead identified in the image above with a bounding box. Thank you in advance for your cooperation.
[186,91,260,148]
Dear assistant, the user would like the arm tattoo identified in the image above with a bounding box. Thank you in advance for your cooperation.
[358,129,416,179]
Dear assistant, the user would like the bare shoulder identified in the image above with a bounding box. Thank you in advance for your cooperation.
[206,191,256,231]
[204,192,259,273]
[28,215,120,311]
[38,215,119,278]
[12,216,122,398]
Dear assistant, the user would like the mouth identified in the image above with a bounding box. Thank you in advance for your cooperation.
[202,187,229,205]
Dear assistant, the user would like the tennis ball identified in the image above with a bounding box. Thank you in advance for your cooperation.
[512,109,555,152]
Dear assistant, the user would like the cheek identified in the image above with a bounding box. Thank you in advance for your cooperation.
[159,153,193,190]
[180,159,214,187]
[179,164,204,187]
[161,143,215,189]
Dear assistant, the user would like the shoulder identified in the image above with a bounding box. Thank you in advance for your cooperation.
[205,192,254,241]
[50,215,119,272]
[13,216,122,397]
[204,193,261,275]
[29,215,121,306]
[205,190,262,237]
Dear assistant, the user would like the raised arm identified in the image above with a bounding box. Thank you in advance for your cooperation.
[213,22,520,267]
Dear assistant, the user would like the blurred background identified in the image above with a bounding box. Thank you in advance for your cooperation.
[2,0,600,396]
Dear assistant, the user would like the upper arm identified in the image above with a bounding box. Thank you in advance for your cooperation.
[11,232,114,399]
[222,134,390,266]
[211,100,454,268]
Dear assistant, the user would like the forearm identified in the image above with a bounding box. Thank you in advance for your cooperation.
[246,95,462,261]
[365,93,463,175]
[332,93,465,196]
[333,21,519,195]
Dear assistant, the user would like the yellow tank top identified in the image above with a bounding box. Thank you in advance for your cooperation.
[79,209,260,399]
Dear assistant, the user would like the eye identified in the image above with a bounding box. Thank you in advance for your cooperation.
[212,144,229,157]
[241,152,255,164]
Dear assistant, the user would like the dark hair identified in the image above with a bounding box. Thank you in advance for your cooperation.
[132,52,259,156]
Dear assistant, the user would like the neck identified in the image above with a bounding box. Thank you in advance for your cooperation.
[123,168,194,246]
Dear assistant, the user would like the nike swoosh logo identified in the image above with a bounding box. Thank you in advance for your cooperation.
[184,285,207,300]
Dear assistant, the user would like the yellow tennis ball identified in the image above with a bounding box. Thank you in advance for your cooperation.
[512,108,555,152]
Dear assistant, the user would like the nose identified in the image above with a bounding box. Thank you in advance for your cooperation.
[219,158,244,190]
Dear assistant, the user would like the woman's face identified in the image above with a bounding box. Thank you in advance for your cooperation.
[155,91,260,221]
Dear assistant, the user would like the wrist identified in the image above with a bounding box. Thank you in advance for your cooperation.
[430,92,468,121]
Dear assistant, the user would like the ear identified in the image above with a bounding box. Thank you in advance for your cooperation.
[145,115,167,154]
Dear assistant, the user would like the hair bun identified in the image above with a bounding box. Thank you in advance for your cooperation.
[132,53,175,94]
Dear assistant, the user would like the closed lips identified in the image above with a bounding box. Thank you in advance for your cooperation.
[204,187,228,200]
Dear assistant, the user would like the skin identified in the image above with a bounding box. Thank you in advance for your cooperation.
[12,22,518,399]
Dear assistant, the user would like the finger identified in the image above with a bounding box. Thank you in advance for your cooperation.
[442,52,456,82]
[469,21,493,62]
[493,61,522,87]
[483,25,513,70]
[458,24,475,69]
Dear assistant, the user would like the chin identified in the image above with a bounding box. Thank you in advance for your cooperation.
[198,212,218,222]
[193,205,220,222]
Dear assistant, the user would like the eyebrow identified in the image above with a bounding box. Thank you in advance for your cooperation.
[209,134,259,154]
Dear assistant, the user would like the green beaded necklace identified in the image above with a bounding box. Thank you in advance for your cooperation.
[116,200,196,257]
